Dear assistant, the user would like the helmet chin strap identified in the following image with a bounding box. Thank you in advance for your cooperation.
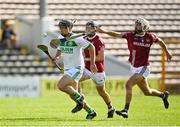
[135,30,145,36]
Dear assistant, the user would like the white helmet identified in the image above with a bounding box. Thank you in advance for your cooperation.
[135,18,150,32]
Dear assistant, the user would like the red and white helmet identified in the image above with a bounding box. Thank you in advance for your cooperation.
[135,18,150,32]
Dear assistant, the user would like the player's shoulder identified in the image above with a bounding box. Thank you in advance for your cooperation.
[94,34,102,40]
[75,36,90,45]
[146,32,158,38]
[146,32,156,35]
[57,34,65,39]
[95,34,105,45]
[72,34,84,41]
[122,32,134,37]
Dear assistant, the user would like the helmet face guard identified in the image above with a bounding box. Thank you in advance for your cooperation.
[135,18,150,33]
[58,19,73,28]
[85,20,98,36]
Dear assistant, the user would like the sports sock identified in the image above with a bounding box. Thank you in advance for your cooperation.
[85,107,94,113]
[107,102,113,109]
[73,92,81,99]
[124,103,130,111]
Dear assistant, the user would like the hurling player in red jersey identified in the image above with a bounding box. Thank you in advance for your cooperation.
[71,20,115,118]
[96,18,172,118]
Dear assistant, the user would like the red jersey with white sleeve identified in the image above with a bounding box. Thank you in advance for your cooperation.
[122,32,158,67]
[84,34,105,72]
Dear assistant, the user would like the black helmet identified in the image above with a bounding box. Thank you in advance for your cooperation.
[86,20,98,27]
[58,19,73,28]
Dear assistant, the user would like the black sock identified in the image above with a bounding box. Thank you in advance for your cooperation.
[107,102,113,109]
[124,103,130,111]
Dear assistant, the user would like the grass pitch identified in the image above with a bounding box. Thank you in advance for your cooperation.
[0,91,180,127]
[0,89,180,126]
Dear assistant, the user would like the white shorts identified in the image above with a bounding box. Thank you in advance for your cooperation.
[82,68,106,86]
[130,65,150,78]
[64,66,83,83]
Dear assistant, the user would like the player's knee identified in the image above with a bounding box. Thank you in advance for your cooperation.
[57,82,65,91]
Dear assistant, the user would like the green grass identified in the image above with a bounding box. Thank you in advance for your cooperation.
[0,79,180,126]
[0,90,180,126]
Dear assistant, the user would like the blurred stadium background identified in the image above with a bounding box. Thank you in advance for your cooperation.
[0,0,180,126]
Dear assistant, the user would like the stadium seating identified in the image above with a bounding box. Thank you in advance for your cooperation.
[0,48,60,76]
[0,0,180,92]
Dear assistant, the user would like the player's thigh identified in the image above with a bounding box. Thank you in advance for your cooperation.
[137,78,151,92]
[96,85,106,94]
[127,74,144,87]
[58,74,75,88]
[65,67,83,83]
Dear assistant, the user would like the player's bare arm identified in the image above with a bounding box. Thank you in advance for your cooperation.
[157,38,172,61]
[96,26,123,38]
[50,39,61,49]
[84,47,104,62]
[87,43,97,73]
[53,49,62,62]
[96,47,105,62]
